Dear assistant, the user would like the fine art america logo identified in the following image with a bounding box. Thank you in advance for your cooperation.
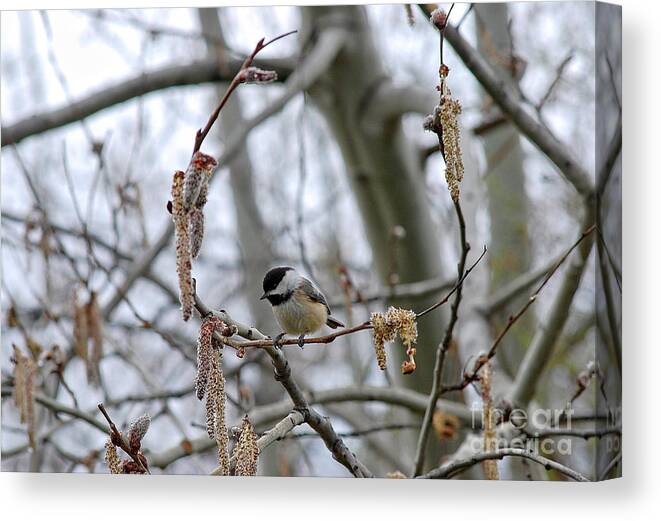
[470,403,621,456]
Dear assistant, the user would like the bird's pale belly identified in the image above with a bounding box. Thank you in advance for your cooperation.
[272,298,328,335]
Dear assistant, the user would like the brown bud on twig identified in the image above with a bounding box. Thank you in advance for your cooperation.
[430,8,447,30]
[240,67,278,84]
[127,413,151,453]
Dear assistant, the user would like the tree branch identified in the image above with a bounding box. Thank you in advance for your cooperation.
[148,384,475,469]
[192,289,373,477]
[1,57,294,146]
[507,218,596,406]
[191,30,297,154]
[419,4,594,196]
[418,448,590,481]
[211,410,305,475]
[443,222,596,395]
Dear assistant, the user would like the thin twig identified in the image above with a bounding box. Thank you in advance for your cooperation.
[441,224,596,394]
[97,403,150,474]
[192,30,297,154]
[412,201,470,477]
[192,290,373,478]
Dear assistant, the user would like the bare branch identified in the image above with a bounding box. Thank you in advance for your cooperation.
[418,448,590,481]
[419,4,594,196]
[444,223,596,395]
[192,290,373,477]
[507,219,596,406]
[1,58,294,147]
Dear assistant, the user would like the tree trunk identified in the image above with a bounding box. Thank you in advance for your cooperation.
[474,3,534,378]
[299,6,460,469]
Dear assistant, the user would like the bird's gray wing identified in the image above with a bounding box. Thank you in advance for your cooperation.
[297,277,331,314]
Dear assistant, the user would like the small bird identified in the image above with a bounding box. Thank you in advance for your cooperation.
[260,266,344,348]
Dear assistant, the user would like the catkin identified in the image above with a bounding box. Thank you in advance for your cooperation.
[188,207,205,259]
[439,93,464,202]
[104,439,123,474]
[184,152,217,211]
[196,315,223,400]
[370,312,391,370]
[370,307,418,374]
[171,170,193,321]
[72,290,88,362]
[86,291,103,385]
[234,416,258,476]
[207,350,230,475]
[12,345,36,447]
[127,413,151,453]
[481,361,499,480]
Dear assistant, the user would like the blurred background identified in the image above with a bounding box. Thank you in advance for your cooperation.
[1,3,621,479]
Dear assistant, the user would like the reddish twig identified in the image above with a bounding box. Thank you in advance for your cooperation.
[191,30,297,155]
[204,248,486,352]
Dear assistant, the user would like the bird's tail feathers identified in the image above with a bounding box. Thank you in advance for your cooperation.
[326,316,344,329]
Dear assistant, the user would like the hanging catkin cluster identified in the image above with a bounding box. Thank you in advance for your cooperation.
[195,314,225,400]
[104,439,122,474]
[171,152,217,321]
[72,289,103,385]
[233,416,258,476]
[209,350,230,474]
[439,92,464,202]
[12,345,37,448]
[370,307,418,374]
[171,170,193,320]
[194,315,231,473]
[423,64,465,203]
[480,361,499,480]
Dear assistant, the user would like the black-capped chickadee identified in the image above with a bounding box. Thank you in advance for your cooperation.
[260,266,344,347]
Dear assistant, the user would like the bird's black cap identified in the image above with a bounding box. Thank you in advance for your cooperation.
[262,266,293,294]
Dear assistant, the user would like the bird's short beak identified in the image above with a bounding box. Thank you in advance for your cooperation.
[260,293,267,300]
